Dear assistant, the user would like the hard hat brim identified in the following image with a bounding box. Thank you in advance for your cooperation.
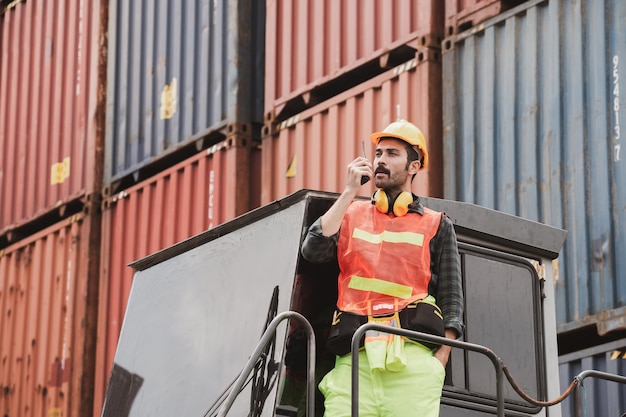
[370,132,418,146]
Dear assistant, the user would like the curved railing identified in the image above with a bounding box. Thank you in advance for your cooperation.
[217,311,316,417]
[573,370,626,417]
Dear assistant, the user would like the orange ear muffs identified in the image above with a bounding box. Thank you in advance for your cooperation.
[372,190,412,216]
[392,191,413,217]
[372,189,390,214]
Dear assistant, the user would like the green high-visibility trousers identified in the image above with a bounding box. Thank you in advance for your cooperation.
[319,342,445,417]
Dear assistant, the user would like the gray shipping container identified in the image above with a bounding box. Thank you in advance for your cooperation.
[442,0,626,336]
[105,0,265,185]
[559,340,626,416]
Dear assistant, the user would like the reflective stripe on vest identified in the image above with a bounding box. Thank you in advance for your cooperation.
[337,201,442,316]
[352,228,425,246]
[348,276,413,299]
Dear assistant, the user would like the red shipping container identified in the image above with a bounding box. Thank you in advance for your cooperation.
[93,135,259,415]
[261,50,443,205]
[0,213,101,417]
[265,0,443,120]
[0,0,106,238]
[444,0,526,35]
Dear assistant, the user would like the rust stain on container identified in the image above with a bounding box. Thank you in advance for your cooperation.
[265,0,444,118]
[444,0,526,36]
[261,51,443,205]
[49,358,69,387]
[0,213,100,417]
[93,134,258,415]
[0,0,106,234]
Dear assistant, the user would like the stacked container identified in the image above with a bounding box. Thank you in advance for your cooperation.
[0,214,101,417]
[442,0,626,358]
[444,0,626,334]
[263,0,446,201]
[94,0,266,414]
[0,1,106,416]
[104,0,265,191]
[0,0,105,245]
[262,52,443,203]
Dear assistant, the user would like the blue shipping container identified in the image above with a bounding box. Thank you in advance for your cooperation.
[105,0,265,184]
[442,0,626,335]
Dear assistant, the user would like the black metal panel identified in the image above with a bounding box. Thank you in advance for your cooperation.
[441,403,498,417]
[445,248,543,414]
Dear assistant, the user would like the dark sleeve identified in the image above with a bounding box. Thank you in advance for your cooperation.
[300,217,339,264]
[430,215,464,338]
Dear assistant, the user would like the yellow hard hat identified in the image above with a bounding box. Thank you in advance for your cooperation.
[370,119,429,170]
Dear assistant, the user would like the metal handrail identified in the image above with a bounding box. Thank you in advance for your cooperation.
[574,369,626,417]
[350,324,505,417]
[217,311,316,417]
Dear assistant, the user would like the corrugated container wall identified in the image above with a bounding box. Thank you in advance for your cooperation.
[0,214,101,417]
[264,0,443,121]
[261,51,443,205]
[94,135,259,416]
[0,0,106,240]
[559,340,626,416]
[105,0,265,186]
[442,0,626,336]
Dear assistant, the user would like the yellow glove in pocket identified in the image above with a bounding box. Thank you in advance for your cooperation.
[364,313,406,372]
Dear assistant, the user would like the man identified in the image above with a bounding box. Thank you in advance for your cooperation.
[301,119,464,417]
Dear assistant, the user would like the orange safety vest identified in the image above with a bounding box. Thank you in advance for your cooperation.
[336,201,442,316]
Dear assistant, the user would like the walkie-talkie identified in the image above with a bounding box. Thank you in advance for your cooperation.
[360,141,370,185]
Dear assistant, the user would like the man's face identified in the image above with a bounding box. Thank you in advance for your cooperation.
[373,138,414,190]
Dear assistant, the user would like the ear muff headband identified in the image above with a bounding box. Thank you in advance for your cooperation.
[372,190,413,216]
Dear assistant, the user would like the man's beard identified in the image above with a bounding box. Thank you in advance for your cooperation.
[374,166,409,190]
